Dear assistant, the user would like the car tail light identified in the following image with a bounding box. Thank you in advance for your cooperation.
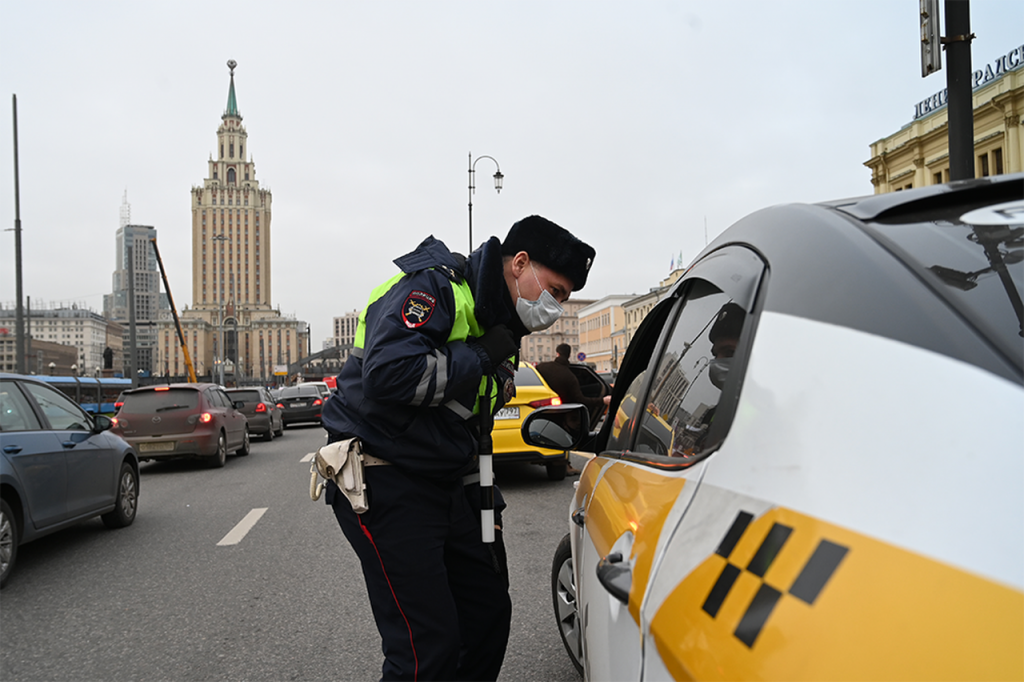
[528,396,562,408]
[276,402,284,409]
[155,386,169,391]
[114,401,124,410]
[199,412,213,423]
[255,403,267,413]
[111,417,120,428]
[312,398,323,407]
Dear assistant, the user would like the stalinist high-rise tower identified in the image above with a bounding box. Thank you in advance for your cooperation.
[156,60,307,384]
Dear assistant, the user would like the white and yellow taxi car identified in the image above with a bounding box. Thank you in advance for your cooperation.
[524,174,1023,680]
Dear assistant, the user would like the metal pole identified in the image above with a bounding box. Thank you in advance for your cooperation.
[12,95,26,374]
[127,244,138,387]
[468,152,474,253]
[944,0,974,181]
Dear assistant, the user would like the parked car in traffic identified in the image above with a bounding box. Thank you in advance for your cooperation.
[111,383,250,467]
[1,373,139,588]
[299,381,333,401]
[492,363,609,480]
[524,174,1024,680]
[275,384,326,427]
[225,387,284,441]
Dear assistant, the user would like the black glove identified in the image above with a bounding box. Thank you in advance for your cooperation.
[470,324,517,372]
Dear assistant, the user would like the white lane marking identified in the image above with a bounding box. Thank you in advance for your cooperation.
[300,452,315,463]
[217,508,268,546]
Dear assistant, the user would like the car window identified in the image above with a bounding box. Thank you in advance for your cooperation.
[606,372,647,451]
[634,279,748,459]
[212,389,232,408]
[280,385,321,397]
[21,381,92,431]
[0,380,43,431]
[122,389,199,412]
[514,366,544,387]
[229,390,261,403]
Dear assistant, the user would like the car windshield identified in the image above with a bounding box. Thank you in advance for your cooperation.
[279,385,321,398]
[228,390,262,402]
[869,213,1023,359]
[121,389,199,412]
[515,366,544,387]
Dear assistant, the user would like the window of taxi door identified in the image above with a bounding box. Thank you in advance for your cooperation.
[623,245,764,464]
[632,279,748,460]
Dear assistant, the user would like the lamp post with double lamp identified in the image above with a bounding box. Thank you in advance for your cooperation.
[468,153,504,253]
[211,233,230,386]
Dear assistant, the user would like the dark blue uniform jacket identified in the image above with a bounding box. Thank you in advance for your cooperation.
[322,235,524,480]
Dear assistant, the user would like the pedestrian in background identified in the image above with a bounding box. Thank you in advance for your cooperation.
[321,215,596,681]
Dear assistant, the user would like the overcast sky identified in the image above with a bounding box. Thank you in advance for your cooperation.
[2,1,1021,345]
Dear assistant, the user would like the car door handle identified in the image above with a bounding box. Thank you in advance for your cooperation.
[596,551,631,605]
[3,445,22,454]
[62,440,78,449]
[571,507,585,527]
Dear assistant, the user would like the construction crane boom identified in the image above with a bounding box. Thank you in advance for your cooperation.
[150,237,198,383]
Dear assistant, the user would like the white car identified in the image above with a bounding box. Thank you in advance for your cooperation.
[524,173,1023,680]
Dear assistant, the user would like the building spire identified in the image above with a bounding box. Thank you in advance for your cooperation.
[224,59,241,119]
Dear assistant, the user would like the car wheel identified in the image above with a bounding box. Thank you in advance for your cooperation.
[211,432,227,468]
[264,426,275,442]
[0,499,18,589]
[552,533,583,674]
[275,423,284,437]
[547,459,568,481]
[237,427,251,456]
[102,462,139,529]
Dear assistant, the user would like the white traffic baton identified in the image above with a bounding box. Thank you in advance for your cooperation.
[479,453,495,543]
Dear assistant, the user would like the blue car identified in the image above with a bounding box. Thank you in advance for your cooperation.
[1,373,140,588]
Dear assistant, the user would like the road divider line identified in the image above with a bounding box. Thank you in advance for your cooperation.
[300,452,315,463]
[217,508,268,546]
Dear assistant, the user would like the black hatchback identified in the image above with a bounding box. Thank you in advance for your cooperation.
[275,384,325,427]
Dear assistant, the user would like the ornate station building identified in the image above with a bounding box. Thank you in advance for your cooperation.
[865,45,1023,193]
[156,61,307,384]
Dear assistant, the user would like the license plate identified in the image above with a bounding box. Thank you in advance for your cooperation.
[139,441,175,453]
[494,406,519,420]
[291,402,306,408]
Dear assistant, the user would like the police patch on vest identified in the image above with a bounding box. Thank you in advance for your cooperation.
[503,378,516,403]
[498,359,517,402]
[402,291,436,328]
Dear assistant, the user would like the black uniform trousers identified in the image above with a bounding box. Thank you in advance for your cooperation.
[327,464,511,681]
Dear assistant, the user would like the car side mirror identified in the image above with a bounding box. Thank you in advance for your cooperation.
[92,414,113,433]
[522,404,591,450]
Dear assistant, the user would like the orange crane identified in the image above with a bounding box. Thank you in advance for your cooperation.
[150,237,198,383]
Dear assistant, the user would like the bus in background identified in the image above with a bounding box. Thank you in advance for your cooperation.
[36,375,133,415]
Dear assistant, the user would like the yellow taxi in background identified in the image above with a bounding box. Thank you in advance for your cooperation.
[490,363,568,479]
[524,174,1023,680]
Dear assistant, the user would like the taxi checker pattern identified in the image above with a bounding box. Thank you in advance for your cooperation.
[702,510,848,648]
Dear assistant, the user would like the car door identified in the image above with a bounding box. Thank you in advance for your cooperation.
[0,379,70,529]
[576,245,765,680]
[566,364,611,426]
[213,387,246,448]
[20,380,119,518]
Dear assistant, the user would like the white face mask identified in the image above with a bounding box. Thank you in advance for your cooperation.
[515,263,564,332]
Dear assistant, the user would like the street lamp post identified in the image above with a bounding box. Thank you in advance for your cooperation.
[211,234,230,386]
[468,153,504,253]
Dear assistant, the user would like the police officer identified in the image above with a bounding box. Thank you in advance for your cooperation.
[321,215,596,681]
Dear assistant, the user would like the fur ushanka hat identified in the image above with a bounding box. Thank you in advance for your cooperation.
[500,215,596,291]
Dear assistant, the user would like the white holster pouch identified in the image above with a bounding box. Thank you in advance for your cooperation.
[309,437,368,513]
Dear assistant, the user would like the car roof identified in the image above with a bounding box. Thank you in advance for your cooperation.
[124,383,218,393]
[685,173,1023,383]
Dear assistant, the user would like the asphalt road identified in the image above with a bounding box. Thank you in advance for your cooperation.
[0,424,584,682]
